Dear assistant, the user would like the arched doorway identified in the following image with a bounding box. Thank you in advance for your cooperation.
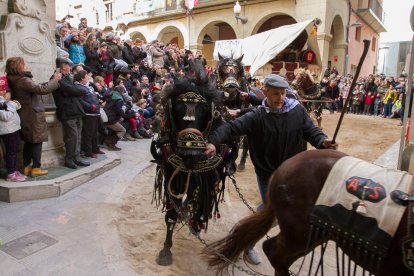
[254,14,314,81]
[157,26,185,49]
[129,31,147,43]
[196,21,236,66]
[328,15,345,75]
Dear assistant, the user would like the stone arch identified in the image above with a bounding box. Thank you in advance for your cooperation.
[328,14,346,74]
[154,23,186,49]
[195,20,237,65]
[251,13,298,35]
[129,31,147,43]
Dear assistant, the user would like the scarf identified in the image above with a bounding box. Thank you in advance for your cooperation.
[262,97,299,114]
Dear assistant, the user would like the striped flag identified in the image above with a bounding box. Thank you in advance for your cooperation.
[185,0,199,10]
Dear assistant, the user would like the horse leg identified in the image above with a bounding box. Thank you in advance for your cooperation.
[237,139,248,172]
[156,206,178,266]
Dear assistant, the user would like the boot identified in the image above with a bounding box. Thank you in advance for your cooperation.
[106,134,121,151]
[23,166,32,176]
[132,130,143,139]
[124,133,136,141]
[31,168,48,176]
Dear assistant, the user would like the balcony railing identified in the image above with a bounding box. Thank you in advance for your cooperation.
[368,0,383,22]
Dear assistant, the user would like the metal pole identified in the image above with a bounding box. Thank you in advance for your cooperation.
[397,5,414,171]
[397,33,414,170]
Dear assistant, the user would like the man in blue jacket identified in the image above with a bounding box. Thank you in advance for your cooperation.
[205,74,337,265]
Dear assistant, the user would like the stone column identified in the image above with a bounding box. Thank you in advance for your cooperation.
[317,33,333,76]
[0,0,64,167]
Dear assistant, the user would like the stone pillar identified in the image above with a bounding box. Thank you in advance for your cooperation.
[317,33,333,76]
[0,0,64,167]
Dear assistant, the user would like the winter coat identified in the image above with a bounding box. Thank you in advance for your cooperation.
[7,72,59,143]
[99,51,116,75]
[75,82,100,115]
[104,97,124,124]
[66,39,86,65]
[53,74,85,121]
[84,44,100,74]
[149,46,165,67]
[0,98,21,135]
[209,105,327,178]
[107,42,122,59]
[122,43,135,65]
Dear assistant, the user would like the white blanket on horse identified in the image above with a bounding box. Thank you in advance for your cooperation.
[316,156,412,237]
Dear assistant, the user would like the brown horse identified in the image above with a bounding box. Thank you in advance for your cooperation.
[204,150,412,276]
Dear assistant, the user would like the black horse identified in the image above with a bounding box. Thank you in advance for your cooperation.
[151,61,226,266]
[215,53,262,172]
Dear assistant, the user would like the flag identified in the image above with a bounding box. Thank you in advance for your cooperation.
[185,0,199,10]
[311,23,317,37]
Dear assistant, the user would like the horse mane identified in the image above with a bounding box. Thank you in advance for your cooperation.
[162,61,222,106]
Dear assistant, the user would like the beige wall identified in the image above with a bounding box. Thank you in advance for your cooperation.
[121,0,381,77]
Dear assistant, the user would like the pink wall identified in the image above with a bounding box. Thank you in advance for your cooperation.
[347,0,381,77]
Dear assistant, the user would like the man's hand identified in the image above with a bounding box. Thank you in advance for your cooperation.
[322,139,338,150]
[205,143,217,157]
[227,109,240,119]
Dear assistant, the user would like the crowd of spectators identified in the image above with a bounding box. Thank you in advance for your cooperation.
[0,17,408,182]
[0,17,219,181]
[319,67,406,125]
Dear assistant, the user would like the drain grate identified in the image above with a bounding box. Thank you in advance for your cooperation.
[0,231,58,259]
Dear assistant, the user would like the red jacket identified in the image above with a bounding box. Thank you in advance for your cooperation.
[364,93,374,105]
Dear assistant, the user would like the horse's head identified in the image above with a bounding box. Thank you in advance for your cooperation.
[293,68,321,99]
[163,61,221,169]
[217,53,245,100]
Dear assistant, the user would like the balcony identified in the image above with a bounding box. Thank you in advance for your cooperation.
[355,0,387,33]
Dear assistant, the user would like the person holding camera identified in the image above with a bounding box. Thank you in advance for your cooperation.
[6,57,61,177]
[194,50,207,67]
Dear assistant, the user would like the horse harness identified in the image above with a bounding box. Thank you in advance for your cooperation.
[391,176,414,272]
[159,91,224,199]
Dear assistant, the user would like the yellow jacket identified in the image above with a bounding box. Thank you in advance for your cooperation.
[383,88,398,104]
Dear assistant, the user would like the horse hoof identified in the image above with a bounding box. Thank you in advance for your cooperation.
[156,248,172,266]
[237,164,246,172]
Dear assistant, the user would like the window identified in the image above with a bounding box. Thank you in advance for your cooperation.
[355,26,361,42]
[372,37,376,51]
[105,3,113,22]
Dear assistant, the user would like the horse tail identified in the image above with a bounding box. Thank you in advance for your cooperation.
[203,202,276,272]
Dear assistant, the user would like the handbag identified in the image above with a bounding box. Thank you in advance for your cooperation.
[99,107,108,123]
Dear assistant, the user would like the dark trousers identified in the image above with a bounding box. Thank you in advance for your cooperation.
[1,131,20,174]
[81,115,99,155]
[23,142,43,169]
[62,118,83,163]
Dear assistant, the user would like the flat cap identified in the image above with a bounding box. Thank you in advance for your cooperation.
[263,74,289,89]
[56,57,71,68]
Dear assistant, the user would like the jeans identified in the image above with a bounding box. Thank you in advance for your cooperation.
[256,174,269,211]
[62,118,83,163]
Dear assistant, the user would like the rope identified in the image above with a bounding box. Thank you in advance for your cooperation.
[167,167,192,199]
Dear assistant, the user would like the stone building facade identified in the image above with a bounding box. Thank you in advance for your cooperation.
[60,0,385,77]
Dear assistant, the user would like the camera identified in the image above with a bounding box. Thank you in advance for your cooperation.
[0,102,8,111]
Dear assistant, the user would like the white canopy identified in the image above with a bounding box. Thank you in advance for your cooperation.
[213,20,322,76]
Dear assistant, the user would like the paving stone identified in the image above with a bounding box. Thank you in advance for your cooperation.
[0,231,58,260]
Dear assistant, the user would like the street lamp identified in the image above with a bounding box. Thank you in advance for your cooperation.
[379,46,390,75]
[234,1,248,24]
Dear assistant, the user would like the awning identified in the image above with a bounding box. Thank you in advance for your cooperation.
[213,20,322,76]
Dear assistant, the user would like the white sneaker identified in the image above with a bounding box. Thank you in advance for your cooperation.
[244,247,262,265]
